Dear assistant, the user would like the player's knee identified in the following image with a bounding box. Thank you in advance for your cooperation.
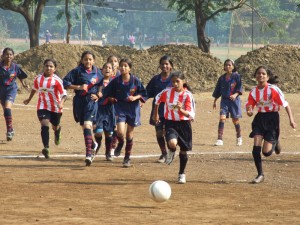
[167,139,177,149]
[262,150,273,157]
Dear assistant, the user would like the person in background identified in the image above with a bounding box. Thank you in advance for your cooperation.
[23,59,67,158]
[212,59,243,146]
[63,51,103,166]
[45,30,52,44]
[245,66,296,184]
[0,47,28,141]
[153,71,195,184]
[146,55,173,163]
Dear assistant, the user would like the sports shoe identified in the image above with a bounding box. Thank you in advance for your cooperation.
[85,156,92,166]
[165,150,175,165]
[236,137,242,146]
[6,130,15,141]
[106,154,113,161]
[252,174,264,184]
[123,157,131,168]
[178,174,186,184]
[54,127,61,145]
[42,148,50,159]
[214,139,223,146]
[111,148,115,156]
[114,143,123,157]
[91,142,99,161]
[275,141,281,154]
[157,154,166,163]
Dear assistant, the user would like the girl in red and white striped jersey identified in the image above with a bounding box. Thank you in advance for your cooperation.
[245,66,296,184]
[24,59,67,159]
[153,71,195,184]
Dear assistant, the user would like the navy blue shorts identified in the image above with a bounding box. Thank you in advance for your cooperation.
[37,109,62,126]
[94,105,116,133]
[249,112,279,144]
[0,85,17,105]
[220,98,242,119]
[73,95,98,125]
[117,114,141,127]
[165,120,192,151]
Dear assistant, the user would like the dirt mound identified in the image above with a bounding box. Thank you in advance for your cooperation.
[14,43,223,92]
[236,45,300,93]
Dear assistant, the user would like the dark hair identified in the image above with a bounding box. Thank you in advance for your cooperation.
[224,59,237,72]
[102,62,112,69]
[44,58,57,68]
[119,58,132,69]
[2,47,14,55]
[107,55,118,62]
[171,71,193,92]
[159,55,174,68]
[78,50,95,66]
[253,66,279,85]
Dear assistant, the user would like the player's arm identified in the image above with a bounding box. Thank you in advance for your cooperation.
[23,89,37,105]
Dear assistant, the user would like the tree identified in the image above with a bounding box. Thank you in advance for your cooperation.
[0,0,47,48]
[168,0,247,52]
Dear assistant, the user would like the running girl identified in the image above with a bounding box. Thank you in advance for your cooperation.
[23,59,67,158]
[212,59,243,146]
[246,66,296,184]
[63,51,103,166]
[102,58,147,167]
[153,71,195,184]
[0,47,28,141]
[146,55,173,163]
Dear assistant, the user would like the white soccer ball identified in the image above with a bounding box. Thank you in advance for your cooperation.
[149,180,171,203]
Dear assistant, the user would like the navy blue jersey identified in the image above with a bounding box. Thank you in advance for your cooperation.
[146,74,173,125]
[212,72,243,99]
[103,74,147,119]
[0,62,27,87]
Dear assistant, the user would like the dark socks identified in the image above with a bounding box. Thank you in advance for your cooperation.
[112,130,118,149]
[125,138,133,159]
[217,121,224,140]
[41,126,49,148]
[105,136,113,155]
[4,108,13,132]
[179,152,188,174]
[156,136,167,155]
[234,123,241,138]
[84,129,93,157]
[252,146,263,176]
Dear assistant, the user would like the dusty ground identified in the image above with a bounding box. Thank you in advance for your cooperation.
[0,92,299,225]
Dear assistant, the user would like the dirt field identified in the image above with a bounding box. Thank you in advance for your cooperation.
[0,92,299,225]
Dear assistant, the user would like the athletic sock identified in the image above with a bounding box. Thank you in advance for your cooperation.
[179,152,188,174]
[84,129,93,157]
[105,136,113,155]
[252,146,263,175]
[95,135,102,150]
[125,138,133,158]
[112,130,118,149]
[234,123,241,138]
[4,108,13,132]
[217,121,224,140]
[157,136,167,155]
[41,126,49,148]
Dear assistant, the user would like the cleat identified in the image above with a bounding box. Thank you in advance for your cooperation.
[114,143,123,157]
[42,148,50,159]
[6,130,15,141]
[157,154,166,163]
[214,139,223,146]
[275,141,281,154]
[106,154,113,161]
[178,174,186,184]
[123,157,131,168]
[85,156,92,166]
[252,174,264,184]
[111,148,115,156]
[165,150,175,165]
[236,137,242,146]
[54,127,61,145]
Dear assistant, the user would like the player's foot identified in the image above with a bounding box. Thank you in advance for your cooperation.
[123,157,131,168]
[236,137,242,146]
[42,148,50,159]
[111,148,115,156]
[114,143,123,157]
[54,127,61,145]
[252,174,264,184]
[91,142,99,161]
[6,129,15,141]
[165,150,175,165]
[85,156,92,166]
[178,174,186,184]
[214,139,223,146]
[275,141,281,154]
[157,154,166,163]
[106,154,113,161]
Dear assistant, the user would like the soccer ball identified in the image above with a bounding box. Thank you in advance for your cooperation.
[149,180,171,203]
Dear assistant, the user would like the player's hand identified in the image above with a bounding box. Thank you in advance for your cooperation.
[108,97,117,103]
[82,84,88,91]
[213,102,217,110]
[23,99,30,105]
[290,121,297,129]
[152,114,160,124]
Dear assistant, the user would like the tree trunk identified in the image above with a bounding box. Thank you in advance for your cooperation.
[65,0,72,43]
[194,1,210,53]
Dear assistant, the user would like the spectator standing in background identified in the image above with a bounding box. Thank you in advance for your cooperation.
[45,30,52,44]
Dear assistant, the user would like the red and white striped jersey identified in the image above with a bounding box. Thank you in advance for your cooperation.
[245,83,288,113]
[155,87,195,121]
[32,74,67,113]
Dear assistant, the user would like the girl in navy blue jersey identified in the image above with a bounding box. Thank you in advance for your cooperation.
[63,51,103,166]
[103,58,147,167]
[92,62,116,161]
[212,59,243,146]
[146,55,173,163]
[0,48,28,141]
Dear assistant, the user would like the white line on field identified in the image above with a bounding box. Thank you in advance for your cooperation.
[13,103,70,110]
